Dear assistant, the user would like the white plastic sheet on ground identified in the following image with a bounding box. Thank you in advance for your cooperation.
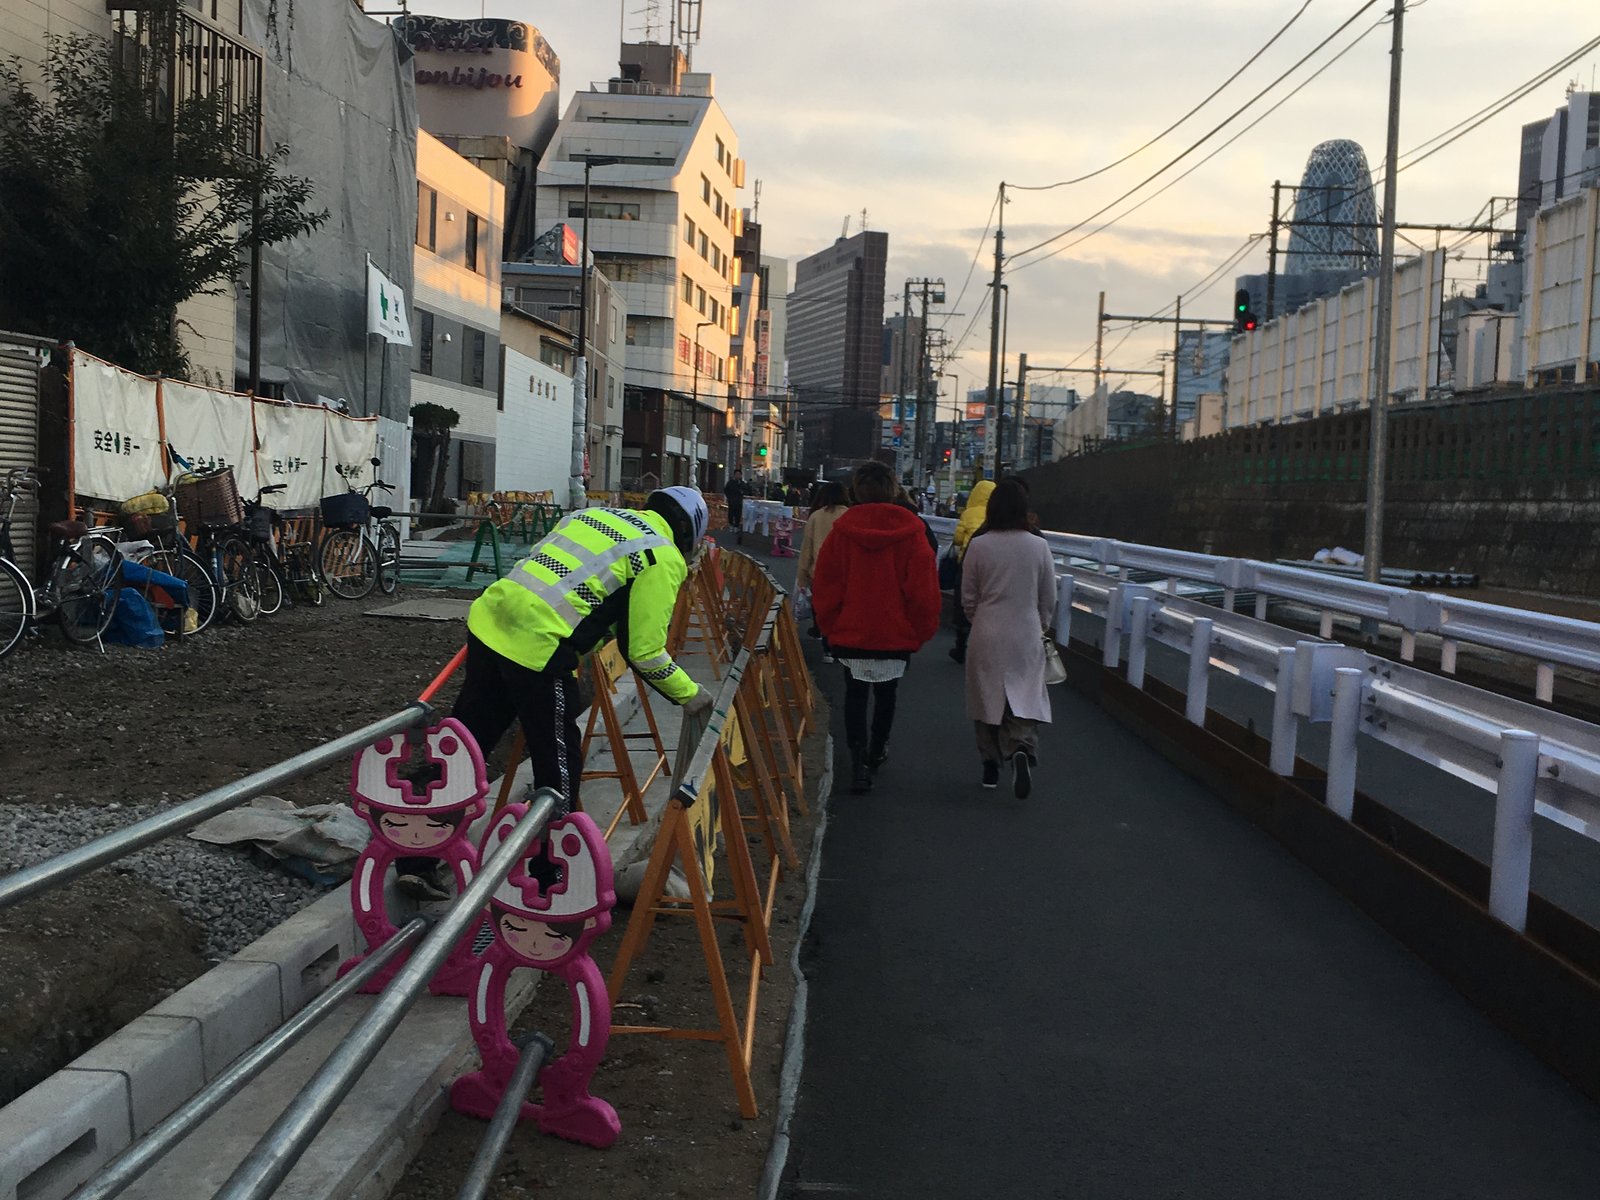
[252,399,326,509]
[322,408,380,498]
[71,351,164,501]
[161,380,260,496]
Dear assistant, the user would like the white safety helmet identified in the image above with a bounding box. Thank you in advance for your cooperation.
[649,486,708,550]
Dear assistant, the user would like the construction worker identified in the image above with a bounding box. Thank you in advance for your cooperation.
[454,485,715,815]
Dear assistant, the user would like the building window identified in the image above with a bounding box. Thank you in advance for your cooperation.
[465,213,481,274]
[698,231,708,259]
[416,310,434,375]
[684,216,695,246]
[696,286,706,314]
[700,174,711,204]
[609,376,618,408]
[678,334,690,363]
[682,273,694,304]
[713,192,723,219]
[567,200,640,221]
[626,317,642,346]
[416,185,437,251]
[464,329,486,388]
[610,305,620,343]
[715,136,725,167]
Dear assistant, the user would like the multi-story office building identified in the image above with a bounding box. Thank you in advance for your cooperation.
[1284,139,1379,275]
[535,42,744,491]
[787,231,889,467]
[412,131,505,500]
[1533,91,1600,211]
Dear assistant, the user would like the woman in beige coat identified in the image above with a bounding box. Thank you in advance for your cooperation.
[796,481,849,653]
[961,480,1056,796]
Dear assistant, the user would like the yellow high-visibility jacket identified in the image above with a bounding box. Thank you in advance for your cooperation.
[951,479,995,561]
[467,507,697,703]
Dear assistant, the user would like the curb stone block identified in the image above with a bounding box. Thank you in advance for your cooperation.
[233,889,361,1017]
[69,1015,204,1137]
[149,961,283,1080]
[0,1070,131,1200]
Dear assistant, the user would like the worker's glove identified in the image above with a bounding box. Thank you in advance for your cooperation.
[683,687,714,718]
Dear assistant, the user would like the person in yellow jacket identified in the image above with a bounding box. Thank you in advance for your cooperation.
[947,479,994,663]
[455,486,714,815]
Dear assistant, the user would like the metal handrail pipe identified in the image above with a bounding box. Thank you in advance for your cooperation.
[1432,597,1600,674]
[675,641,758,802]
[69,918,431,1200]
[0,702,433,911]
[453,1034,554,1200]
[213,789,561,1200]
[1251,564,1393,619]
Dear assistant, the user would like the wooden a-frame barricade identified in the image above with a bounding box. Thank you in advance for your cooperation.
[607,590,804,1118]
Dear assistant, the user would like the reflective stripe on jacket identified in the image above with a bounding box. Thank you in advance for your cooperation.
[466,507,698,703]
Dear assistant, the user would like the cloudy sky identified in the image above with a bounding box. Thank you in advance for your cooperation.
[426,0,1599,407]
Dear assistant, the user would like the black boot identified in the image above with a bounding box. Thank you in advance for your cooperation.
[866,739,889,772]
[849,749,872,794]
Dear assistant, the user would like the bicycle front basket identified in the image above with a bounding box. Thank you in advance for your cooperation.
[320,491,369,528]
[176,467,244,528]
[242,504,274,542]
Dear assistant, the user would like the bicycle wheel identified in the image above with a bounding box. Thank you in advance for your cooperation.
[57,534,122,644]
[289,545,326,607]
[139,547,215,638]
[254,548,286,616]
[222,536,261,623]
[0,556,31,660]
[320,528,377,600]
[376,523,400,595]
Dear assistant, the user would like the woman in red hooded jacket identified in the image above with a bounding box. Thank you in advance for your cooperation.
[812,461,942,794]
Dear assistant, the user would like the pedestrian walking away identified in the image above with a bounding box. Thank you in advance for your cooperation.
[812,461,941,794]
[945,478,993,663]
[722,471,747,544]
[961,479,1055,797]
[795,480,849,658]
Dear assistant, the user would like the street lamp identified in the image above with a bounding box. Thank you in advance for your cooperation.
[567,154,619,510]
[689,316,714,488]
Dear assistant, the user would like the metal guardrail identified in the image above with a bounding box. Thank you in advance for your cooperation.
[925,516,1600,701]
[0,702,433,910]
[213,790,561,1200]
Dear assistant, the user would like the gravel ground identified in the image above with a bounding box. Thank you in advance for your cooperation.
[0,591,468,1104]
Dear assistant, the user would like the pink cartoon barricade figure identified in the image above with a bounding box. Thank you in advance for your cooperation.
[450,804,620,1149]
[338,718,489,997]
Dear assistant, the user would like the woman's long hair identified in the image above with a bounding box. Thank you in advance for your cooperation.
[983,480,1031,531]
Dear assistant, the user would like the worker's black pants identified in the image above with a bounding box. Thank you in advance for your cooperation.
[451,631,583,813]
[398,633,582,883]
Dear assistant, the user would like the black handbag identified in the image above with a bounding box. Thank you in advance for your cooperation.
[937,546,960,591]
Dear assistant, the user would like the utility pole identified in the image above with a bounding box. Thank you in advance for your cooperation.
[1169,295,1182,441]
[984,183,1006,480]
[1093,290,1105,396]
[1363,0,1405,586]
[896,281,912,481]
[914,278,938,485]
[1014,352,1028,468]
[1266,181,1282,320]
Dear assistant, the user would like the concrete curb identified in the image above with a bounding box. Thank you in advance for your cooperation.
[758,732,834,1200]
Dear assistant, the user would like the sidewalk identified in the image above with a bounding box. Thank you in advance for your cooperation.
[780,617,1600,1199]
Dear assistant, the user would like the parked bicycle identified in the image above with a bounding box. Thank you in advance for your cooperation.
[319,458,400,600]
[242,484,290,616]
[0,467,123,659]
[166,445,260,625]
[277,511,326,607]
[119,488,214,638]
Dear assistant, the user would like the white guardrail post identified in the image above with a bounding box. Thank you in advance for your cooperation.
[1127,595,1152,689]
[1186,618,1214,726]
[1270,647,1299,775]
[1488,730,1541,932]
[1103,584,1125,669]
[1324,667,1366,819]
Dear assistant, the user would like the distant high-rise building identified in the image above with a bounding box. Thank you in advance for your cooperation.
[1284,139,1379,274]
[787,230,888,467]
[1517,116,1551,235]
[1535,90,1599,211]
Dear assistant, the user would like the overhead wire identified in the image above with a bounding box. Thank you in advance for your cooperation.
[1004,0,1381,264]
[1007,0,1316,192]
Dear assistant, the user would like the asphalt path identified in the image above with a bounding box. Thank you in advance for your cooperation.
[758,558,1600,1199]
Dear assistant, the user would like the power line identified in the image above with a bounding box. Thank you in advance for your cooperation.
[1009,12,1385,274]
[1007,0,1316,192]
[939,185,1003,335]
[1005,0,1381,263]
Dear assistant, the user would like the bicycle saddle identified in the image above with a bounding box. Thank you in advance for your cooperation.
[50,519,88,540]
[370,506,393,520]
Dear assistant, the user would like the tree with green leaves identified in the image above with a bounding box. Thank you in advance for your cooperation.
[0,33,327,377]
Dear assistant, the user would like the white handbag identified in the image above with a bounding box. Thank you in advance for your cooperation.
[1042,634,1068,686]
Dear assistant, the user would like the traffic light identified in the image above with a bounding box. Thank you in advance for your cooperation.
[1234,288,1259,334]
[942,448,953,464]
[757,445,768,458]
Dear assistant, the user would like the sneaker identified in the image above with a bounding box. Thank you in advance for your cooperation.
[981,761,999,789]
[1012,750,1033,799]
[822,652,835,664]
